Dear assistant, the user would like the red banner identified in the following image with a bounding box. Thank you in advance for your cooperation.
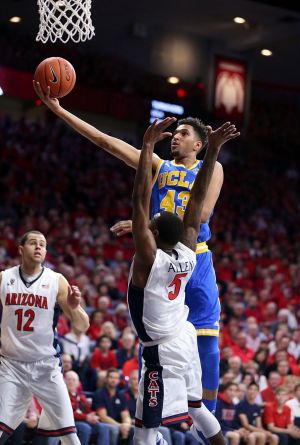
[214,57,247,121]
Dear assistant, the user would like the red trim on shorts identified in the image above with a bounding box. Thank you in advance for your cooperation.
[37,426,76,437]
[0,421,13,435]
[161,412,189,425]
[188,400,202,408]
[135,418,143,428]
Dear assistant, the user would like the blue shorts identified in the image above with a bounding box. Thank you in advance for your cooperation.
[185,250,220,333]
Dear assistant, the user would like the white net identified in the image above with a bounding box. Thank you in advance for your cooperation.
[36,0,95,43]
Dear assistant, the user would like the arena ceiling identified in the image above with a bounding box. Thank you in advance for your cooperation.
[1,0,300,87]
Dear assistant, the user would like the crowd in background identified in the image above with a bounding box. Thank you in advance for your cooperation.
[0,90,299,445]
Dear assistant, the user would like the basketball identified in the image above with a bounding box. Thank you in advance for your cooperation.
[34,57,76,98]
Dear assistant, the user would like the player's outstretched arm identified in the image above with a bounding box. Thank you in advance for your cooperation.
[131,117,176,287]
[57,275,90,332]
[33,81,161,170]
[182,122,240,251]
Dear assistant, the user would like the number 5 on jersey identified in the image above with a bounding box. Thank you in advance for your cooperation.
[168,273,188,300]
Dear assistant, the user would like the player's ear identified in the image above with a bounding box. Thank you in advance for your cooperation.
[18,245,23,256]
[152,228,159,239]
[194,140,202,153]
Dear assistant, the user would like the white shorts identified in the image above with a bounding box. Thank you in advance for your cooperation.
[135,321,202,428]
[0,356,76,437]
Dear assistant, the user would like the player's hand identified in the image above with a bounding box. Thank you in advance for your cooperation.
[208,121,240,151]
[67,285,82,309]
[143,117,177,147]
[33,81,60,111]
[110,220,133,236]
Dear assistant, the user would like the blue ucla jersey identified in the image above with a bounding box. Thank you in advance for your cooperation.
[151,159,220,332]
[151,159,211,243]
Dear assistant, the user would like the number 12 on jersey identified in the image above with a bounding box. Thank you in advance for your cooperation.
[15,308,35,331]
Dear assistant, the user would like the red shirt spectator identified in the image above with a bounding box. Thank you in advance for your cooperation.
[264,399,292,428]
[231,332,254,364]
[69,392,92,421]
[261,371,281,405]
[87,310,104,341]
[90,335,117,370]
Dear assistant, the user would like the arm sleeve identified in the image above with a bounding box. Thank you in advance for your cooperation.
[92,390,105,410]
[264,405,274,425]
[90,349,100,369]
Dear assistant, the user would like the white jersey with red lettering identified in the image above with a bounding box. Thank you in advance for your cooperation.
[0,265,60,361]
[127,242,196,345]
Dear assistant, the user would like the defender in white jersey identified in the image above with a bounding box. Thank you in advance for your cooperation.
[129,117,238,445]
[0,230,89,445]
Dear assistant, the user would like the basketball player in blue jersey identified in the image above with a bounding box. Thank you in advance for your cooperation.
[34,82,239,415]
[127,117,238,444]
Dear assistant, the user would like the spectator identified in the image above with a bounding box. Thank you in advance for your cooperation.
[61,353,74,374]
[288,330,300,361]
[61,324,90,371]
[236,382,278,445]
[284,376,300,400]
[254,348,269,375]
[99,321,119,349]
[277,310,298,331]
[116,332,136,368]
[232,332,255,364]
[65,370,110,445]
[113,302,130,332]
[96,295,113,321]
[93,368,133,445]
[90,335,118,371]
[266,351,292,379]
[261,372,281,405]
[228,356,244,384]
[220,346,234,376]
[264,387,300,445]
[277,360,293,381]
[286,383,300,428]
[219,372,236,392]
[122,343,139,380]
[216,382,250,445]
[246,322,262,352]
[88,310,104,341]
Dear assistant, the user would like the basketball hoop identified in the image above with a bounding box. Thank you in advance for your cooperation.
[36,0,95,43]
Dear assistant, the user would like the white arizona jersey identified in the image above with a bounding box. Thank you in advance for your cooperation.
[0,266,61,361]
[127,242,196,345]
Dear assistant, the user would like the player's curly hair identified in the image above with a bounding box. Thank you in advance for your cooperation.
[154,212,184,246]
[177,117,208,150]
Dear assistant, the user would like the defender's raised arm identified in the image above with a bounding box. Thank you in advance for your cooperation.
[130,117,176,286]
[182,122,240,251]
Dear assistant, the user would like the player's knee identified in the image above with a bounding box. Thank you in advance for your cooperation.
[189,404,220,438]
